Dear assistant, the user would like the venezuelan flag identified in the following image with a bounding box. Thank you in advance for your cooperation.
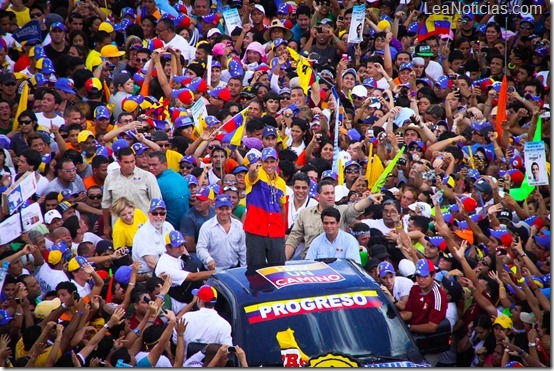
[216,108,248,142]
[417,15,452,42]
[287,47,315,95]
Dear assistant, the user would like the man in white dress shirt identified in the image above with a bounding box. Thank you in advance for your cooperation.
[155,18,196,63]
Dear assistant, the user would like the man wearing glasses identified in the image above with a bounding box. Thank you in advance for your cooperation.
[42,157,86,195]
[155,18,195,65]
[361,199,400,235]
[132,198,174,275]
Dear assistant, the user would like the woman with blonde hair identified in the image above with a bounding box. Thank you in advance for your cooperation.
[110,197,148,250]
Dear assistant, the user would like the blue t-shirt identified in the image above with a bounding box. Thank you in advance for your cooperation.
[179,206,216,242]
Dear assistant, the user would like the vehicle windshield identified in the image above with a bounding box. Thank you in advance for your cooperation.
[239,289,421,366]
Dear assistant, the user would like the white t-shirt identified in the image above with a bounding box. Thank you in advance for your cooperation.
[71,279,92,298]
[35,264,69,297]
[36,112,65,131]
[71,232,102,255]
[165,34,196,63]
[425,60,444,81]
[135,352,172,368]
[361,218,394,235]
[393,276,414,301]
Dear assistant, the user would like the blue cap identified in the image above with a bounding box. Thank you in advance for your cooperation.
[184,174,199,186]
[174,115,194,129]
[378,261,395,278]
[166,230,186,247]
[54,78,76,94]
[399,62,414,71]
[476,24,486,33]
[436,75,452,90]
[179,155,195,165]
[94,105,111,120]
[112,139,130,155]
[114,265,132,285]
[52,241,72,262]
[415,258,435,276]
[261,147,278,161]
[408,22,419,34]
[344,160,360,169]
[211,60,221,68]
[533,231,550,250]
[131,142,148,155]
[215,194,233,208]
[50,21,67,32]
[232,165,248,174]
[39,58,55,74]
[228,58,244,78]
[321,170,338,180]
[121,7,135,17]
[262,126,277,139]
[95,145,109,158]
[149,198,166,212]
[205,116,220,127]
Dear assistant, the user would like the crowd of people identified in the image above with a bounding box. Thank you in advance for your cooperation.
[0,0,549,367]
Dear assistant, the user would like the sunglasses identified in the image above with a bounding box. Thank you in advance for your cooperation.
[223,180,237,185]
[19,120,33,125]
[135,58,149,63]
[280,95,290,99]
[150,211,166,216]
[180,164,193,170]
[30,12,42,18]
[158,142,171,148]
[88,194,102,200]
[408,147,423,152]
[3,83,16,86]
[224,186,238,192]
[519,25,532,30]
[345,169,359,174]
[207,145,216,150]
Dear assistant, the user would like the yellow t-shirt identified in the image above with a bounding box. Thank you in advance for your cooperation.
[7,8,30,27]
[112,208,148,250]
[16,338,62,367]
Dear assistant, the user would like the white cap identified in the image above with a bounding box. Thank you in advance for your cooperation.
[398,259,416,277]
[289,76,300,88]
[44,210,62,224]
[207,28,222,38]
[407,201,432,218]
[253,4,265,13]
[335,185,350,202]
[351,85,368,98]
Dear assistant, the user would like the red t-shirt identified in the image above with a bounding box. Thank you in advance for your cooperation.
[405,283,447,325]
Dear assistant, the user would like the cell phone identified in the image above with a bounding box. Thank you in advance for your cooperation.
[341,54,348,61]
[227,346,236,353]
[15,298,21,304]
[338,15,343,20]
[508,86,515,93]
[316,27,323,33]
[398,158,407,166]
[367,128,374,138]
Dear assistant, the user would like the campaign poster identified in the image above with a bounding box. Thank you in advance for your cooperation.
[222,8,242,35]
[524,141,548,186]
[347,5,366,44]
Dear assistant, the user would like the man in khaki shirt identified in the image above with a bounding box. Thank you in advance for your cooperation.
[102,146,161,237]
[285,180,382,259]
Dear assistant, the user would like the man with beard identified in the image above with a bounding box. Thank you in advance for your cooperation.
[132,199,174,275]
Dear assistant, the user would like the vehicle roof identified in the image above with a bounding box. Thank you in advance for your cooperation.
[210,259,381,305]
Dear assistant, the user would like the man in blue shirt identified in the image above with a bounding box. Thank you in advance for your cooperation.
[147,151,190,229]
[306,207,361,264]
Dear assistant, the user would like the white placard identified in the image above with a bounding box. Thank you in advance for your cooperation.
[348,5,366,44]
[0,213,21,245]
[190,98,208,125]
[207,55,213,87]
[222,8,242,35]
[524,141,548,186]
[21,202,44,232]
[2,171,36,214]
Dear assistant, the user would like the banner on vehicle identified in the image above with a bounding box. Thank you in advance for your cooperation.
[244,290,382,324]
[256,262,345,289]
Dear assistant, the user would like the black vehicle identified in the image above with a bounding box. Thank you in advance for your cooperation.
[206,259,434,367]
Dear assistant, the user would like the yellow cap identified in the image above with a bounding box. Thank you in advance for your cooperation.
[77,130,95,143]
[377,20,391,31]
[98,21,114,33]
[101,44,125,58]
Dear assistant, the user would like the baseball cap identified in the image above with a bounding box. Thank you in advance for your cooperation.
[50,21,66,32]
[96,240,114,254]
[378,261,395,278]
[54,78,76,94]
[214,194,233,209]
[207,28,221,38]
[114,265,132,285]
[196,186,215,201]
[47,250,63,265]
[493,314,513,329]
[474,178,493,194]
[253,4,265,13]
[450,195,477,213]
[94,106,111,120]
[165,230,186,247]
[242,137,263,151]
[85,77,103,92]
[344,160,360,169]
[415,44,434,57]
[208,87,231,102]
[370,244,390,260]
[98,21,115,33]
[366,257,380,271]
[351,85,368,98]
[261,147,278,161]
[77,130,95,143]
[488,228,513,247]
[441,276,463,302]
[36,58,55,74]
[34,298,61,319]
[192,285,218,302]
[131,142,148,155]
[180,154,196,165]
[121,7,135,18]
[68,256,88,272]
[55,200,76,215]
[44,209,62,224]
[244,149,262,166]
[149,198,166,212]
[184,174,199,186]
[101,44,125,59]
[407,202,432,218]
[520,312,537,325]
[533,231,550,250]
[262,126,277,139]
[425,236,447,251]
[232,165,248,175]
[414,258,436,276]
[322,170,338,181]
